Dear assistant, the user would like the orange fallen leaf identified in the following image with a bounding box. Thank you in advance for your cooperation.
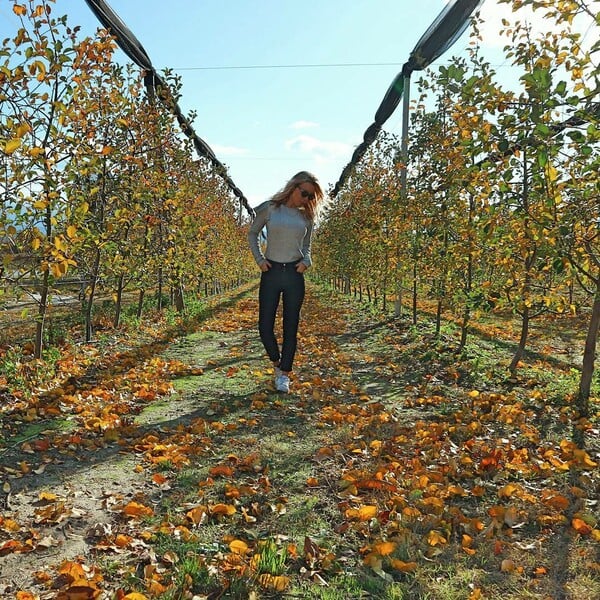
[55,582,99,599]
[389,558,418,572]
[471,485,486,497]
[504,506,519,527]
[210,503,237,517]
[372,541,396,556]
[121,501,153,518]
[209,465,235,478]
[572,518,592,535]
[498,483,521,499]
[114,534,131,548]
[186,506,207,525]
[152,473,168,486]
[542,493,570,511]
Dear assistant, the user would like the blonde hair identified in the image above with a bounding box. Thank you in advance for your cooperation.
[270,171,324,222]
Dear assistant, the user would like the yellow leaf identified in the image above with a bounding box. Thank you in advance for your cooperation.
[498,483,521,499]
[5,139,21,154]
[39,491,57,502]
[572,449,597,468]
[16,123,31,137]
[122,594,149,600]
[13,5,27,16]
[31,237,41,250]
[66,225,77,239]
[346,505,377,521]
[29,146,44,157]
[229,539,249,555]
[258,573,290,591]
[427,530,447,546]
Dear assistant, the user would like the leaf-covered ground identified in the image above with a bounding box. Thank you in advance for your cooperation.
[0,281,598,599]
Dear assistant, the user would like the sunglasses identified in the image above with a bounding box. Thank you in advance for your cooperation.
[297,186,315,201]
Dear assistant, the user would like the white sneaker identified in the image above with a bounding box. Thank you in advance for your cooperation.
[275,373,290,393]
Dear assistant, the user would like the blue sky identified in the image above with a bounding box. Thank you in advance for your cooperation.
[1,1,594,206]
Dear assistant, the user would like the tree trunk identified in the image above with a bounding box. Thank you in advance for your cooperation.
[459,303,471,350]
[157,267,164,310]
[174,281,185,313]
[35,195,54,359]
[34,269,50,359]
[412,261,418,326]
[114,273,125,328]
[509,306,530,375]
[459,251,474,351]
[137,288,145,319]
[83,248,101,343]
[577,281,600,420]
[435,297,442,337]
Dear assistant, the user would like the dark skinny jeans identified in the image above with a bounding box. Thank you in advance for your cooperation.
[258,261,305,373]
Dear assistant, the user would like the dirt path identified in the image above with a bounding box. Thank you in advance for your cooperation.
[0,282,404,595]
[1,282,598,599]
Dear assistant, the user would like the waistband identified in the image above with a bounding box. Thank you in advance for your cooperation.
[268,260,299,268]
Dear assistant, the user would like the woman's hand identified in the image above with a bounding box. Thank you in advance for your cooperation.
[260,260,271,272]
[295,263,307,273]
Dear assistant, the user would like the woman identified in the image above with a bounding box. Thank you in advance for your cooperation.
[248,171,325,393]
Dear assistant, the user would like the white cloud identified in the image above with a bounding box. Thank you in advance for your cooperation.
[289,120,319,130]
[211,144,249,156]
[285,135,353,163]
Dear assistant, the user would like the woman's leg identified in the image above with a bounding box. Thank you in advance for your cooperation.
[258,270,282,364]
[279,271,305,373]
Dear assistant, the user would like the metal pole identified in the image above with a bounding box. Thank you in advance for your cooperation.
[395,73,412,317]
[400,73,411,202]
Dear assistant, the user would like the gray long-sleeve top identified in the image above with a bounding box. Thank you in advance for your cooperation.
[248,200,313,267]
